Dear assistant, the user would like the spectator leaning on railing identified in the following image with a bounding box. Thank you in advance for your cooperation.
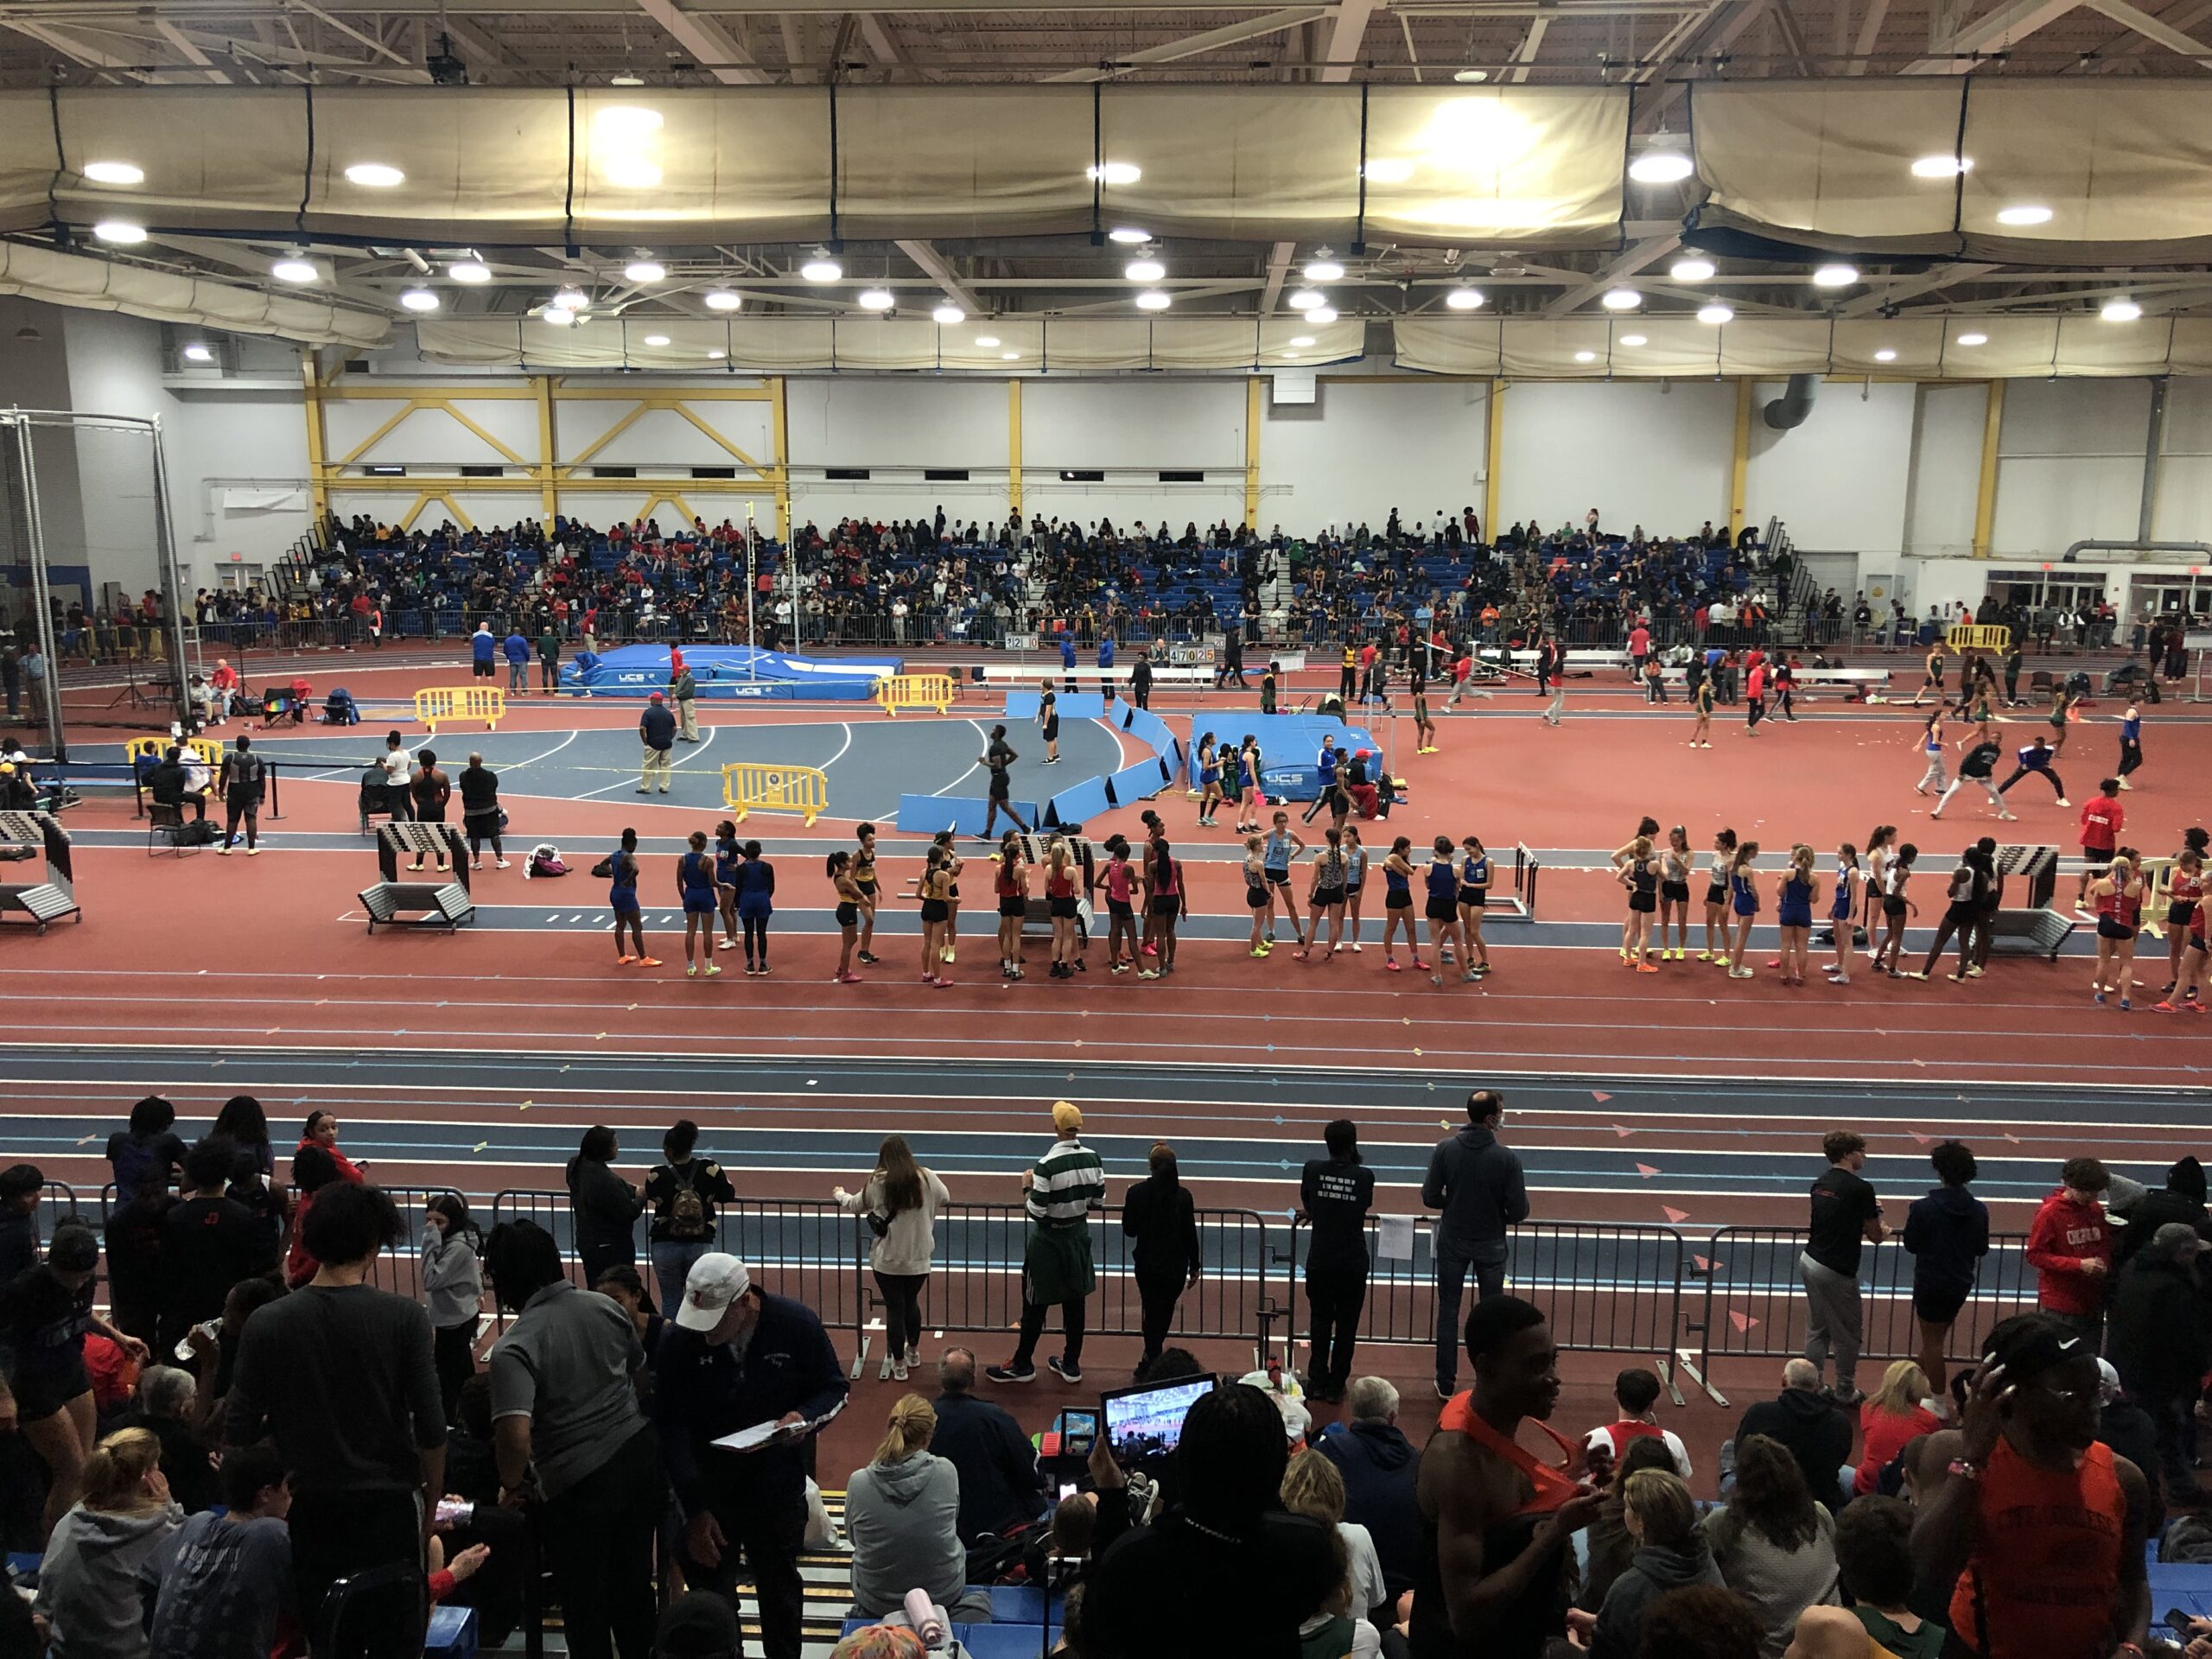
[1421,1090,1529,1401]
[1800,1131,1887,1408]
[2024,1157,2113,1351]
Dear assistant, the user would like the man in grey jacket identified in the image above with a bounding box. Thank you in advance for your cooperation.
[1421,1090,1529,1399]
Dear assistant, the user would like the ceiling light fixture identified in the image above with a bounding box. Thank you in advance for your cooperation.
[800,257,842,283]
[1955,331,1988,346]
[624,259,666,283]
[2102,297,2143,322]
[1125,258,1166,283]
[93,220,147,245]
[643,334,671,346]
[1619,333,1647,346]
[857,287,895,311]
[1573,350,1598,362]
[1108,226,1151,245]
[1086,162,1141,185]
[1600,288,1642,310]
[1697,303,1734,324]
[976,335,1001,348]
[1873,348,1898,362]
[344,162,404,188]
[703,289,742,312]
[604,160,663,189]
[1669,257,1715,281]
[270,257,319,284]
[1446,286,1484,310]
[1135,289,1172,311]
[1290,335,1316,346]
[1812,264,1859,288]
[1628,147,1694,185]
[1304,257,1344,282]
[399,289,440,312]
[181,343,213,363]
[1363,158,1415,183]
[1995,205,2052,226]
[553,287,589,311]
[708,348,726,359]
[82,161,143,186]
[1287,289,1324,310]
[543,307,575,326]
[1452,67,1490,82]
[932,303,963,325]
[610,73,645,86]
[1002,350,1021,360]
[1307,306,1338,323]
[448,259,491,283]
[1911,154,1972,179]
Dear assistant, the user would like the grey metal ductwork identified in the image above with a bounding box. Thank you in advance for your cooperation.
[1763,374,1819,431]
[2061,540,2212,562]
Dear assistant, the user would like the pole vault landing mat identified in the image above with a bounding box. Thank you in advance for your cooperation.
[561,644,902,700]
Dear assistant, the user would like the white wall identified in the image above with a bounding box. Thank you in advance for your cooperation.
[1745,379,1915,555]
[2153,377,2212,547]
[785,376,1011,531]
[1990,378,2151,558]
[1261,378,1487,537]
[1497,380,1734,537]
[1902,383,1986,561]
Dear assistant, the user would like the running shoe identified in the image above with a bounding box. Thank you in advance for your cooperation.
[636,957,662,967]
[1462,969,1481,982]
[2095,990,2108,1005]
[1696,950,1713,962]
[687,965,698,977]
[2120,996,2133,1010]
[986,1363,1036,1384]
[942,945,956,963]
[2055,798,2070,806]
[858,951,880,965]
[892,1360,908,1382]
[1966,965,1985,978]
[1899,969,1928,980]
[1137,969,1161,980]
[2156,1001,2180,1013]
[495,858,510,868]
[1728,967,1754,979]
[1430,972,1444,986]
[617,954,636,964]
[837,972,863,983]
[1047,1357,1084,1383]
[1350,943,1363,952]
[706,963,722,977]
[1635,963,1659,975]
[1384,958,1402,972]
[1410,959,1430,971]
[1110,963,1129,975]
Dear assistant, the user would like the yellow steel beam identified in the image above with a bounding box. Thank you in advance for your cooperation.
[1008,377,1023,520]
[1973,380,2005,560]
[772,377,791,541]
[325,474,775,494]
[1483,380,1504,538]
[336,398,427,467]
[302,355,330,521]
[1244,376,1261,528]
[317,384,771,403]
[436,401,529,467]
[671,403,767,474]
[562,401,655,472]
[535,376,557,520]
[1729,378,1752,542]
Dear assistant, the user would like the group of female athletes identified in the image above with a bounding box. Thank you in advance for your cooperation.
[600,821,778,976]
[1602,812,2208,1008]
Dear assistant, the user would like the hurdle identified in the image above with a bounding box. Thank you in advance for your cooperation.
[2139,855,2177,939]
[873,672,956,716]
[721,762,830,828]
[413,686,507,733]
[1946,623,2012,653]
[1500,842,1540,922]
[125,734,224,769]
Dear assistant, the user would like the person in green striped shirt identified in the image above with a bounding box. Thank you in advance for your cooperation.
[988,1102,1105,1386]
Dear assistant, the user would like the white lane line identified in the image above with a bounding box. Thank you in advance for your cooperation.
[821,721,855,772]
[931,720,991,798]
[575,725,717,801]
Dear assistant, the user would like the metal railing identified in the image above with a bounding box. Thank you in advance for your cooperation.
[1683,1227,2040,1373]
[25,1175,2063,1410]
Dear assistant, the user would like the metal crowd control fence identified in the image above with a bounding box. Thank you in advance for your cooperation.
[1280,1217,1693,1401]
[485,1192,1277,1376]
[1685,1228,2040,1403]
[360,1186,469,1304]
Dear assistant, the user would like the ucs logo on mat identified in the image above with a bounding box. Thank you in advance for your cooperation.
[1262,770,1306,788]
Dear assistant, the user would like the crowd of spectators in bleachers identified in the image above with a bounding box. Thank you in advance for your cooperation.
[11,1089,2212,1659]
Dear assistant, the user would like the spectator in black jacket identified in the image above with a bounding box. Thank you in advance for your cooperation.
[1314,1376,1420,1601]
[156,1137,257,1361]
[930,1346,1042,1545]
[1421,1090,1529,1398]
[1300,1119,1375,1406]
[1120,1142,1201,1379]
[1901,1141,1989,1400]
[0,1163,41,1282]
[147,747,207,823]
[653,1254,848,1659]
[566,1124,644,1290]
[2113,1155,2210,1271]
[1729,1360,1853,1513]
[2108,1223,2209,1502]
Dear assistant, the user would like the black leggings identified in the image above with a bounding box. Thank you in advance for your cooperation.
[434,1319,476,1421]
[1998,766,2066,799]
[1921,903,1981,975]
[875,1270,926,1357]
[741,914,770,964]
[465,814,504,856]
[2120,737,2144,778]
[223,794,259,849]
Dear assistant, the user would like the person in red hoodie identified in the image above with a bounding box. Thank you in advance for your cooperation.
[296,1109,366,1184]
[2075,779,2125,909]
[2025,1157,2114,1351]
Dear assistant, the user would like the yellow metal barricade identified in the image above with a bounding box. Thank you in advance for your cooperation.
[721,762,829,827]
[1946,624,2012,653]
[126,734,224,768]
[414,686,507,733]
[874,672,956,716]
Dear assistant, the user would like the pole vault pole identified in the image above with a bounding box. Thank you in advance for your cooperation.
[746,502,757,681]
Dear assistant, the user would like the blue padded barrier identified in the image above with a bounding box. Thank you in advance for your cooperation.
[895,794,1041,837]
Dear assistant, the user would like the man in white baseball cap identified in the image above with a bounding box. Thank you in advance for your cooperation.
[654,1251,849,1659]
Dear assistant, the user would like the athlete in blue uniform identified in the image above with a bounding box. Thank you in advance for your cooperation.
[677,830,721,978]
[1423,836,1463,988]
[607,827,655,967]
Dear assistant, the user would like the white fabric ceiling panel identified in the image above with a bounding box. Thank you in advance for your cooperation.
[1360,87,1630,246]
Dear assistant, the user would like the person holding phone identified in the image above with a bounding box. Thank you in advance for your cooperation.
[1120,1143,1201,1381]
[834,1136,950,1384]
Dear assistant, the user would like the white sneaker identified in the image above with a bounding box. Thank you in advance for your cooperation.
[495,857,511,868]
[892,1359,909,1382]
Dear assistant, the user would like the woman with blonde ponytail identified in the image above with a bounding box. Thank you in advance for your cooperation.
[33,1427,182,1658]
[844,1395,993,1624]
